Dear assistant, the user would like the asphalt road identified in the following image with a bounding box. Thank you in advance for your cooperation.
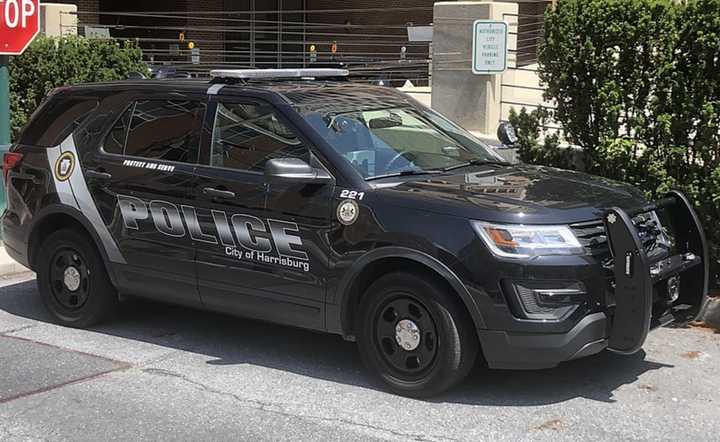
[1,273,718,442]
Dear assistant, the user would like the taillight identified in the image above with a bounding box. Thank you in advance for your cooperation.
[3,152,23,184]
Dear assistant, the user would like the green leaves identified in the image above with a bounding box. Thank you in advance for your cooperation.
[508,107,573,169]
[9,35,149,139]
[534,0,720,279]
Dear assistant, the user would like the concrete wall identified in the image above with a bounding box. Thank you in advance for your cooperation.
[499,61,552,122]
[48,0,97,27]
[41,3,78,37]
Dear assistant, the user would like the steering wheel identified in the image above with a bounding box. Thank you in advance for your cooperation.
[385,150,416,172]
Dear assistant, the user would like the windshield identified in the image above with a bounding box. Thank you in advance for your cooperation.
[296,102,505,180]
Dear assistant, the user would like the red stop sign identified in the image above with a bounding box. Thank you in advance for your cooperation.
[0,0,40,55]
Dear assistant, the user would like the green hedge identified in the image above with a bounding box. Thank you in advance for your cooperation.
[512,0,719,286]
[9,35,148,140]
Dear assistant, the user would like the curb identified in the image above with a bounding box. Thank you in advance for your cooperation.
[0,246,31,279]
[0,261,30,279]
[698,296,720,330]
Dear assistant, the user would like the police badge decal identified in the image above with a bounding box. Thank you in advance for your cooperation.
[337,199,359,225]
[54,151,76,182]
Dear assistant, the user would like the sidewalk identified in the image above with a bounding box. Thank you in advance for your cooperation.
[0,246,31,278]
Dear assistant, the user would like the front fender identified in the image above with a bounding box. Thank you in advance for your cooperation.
[329,246,487,337]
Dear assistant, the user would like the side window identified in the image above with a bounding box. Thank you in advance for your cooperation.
[211,102,307,172]
[103,100,206,163]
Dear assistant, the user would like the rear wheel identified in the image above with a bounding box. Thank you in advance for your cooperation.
[357,272,478,397]
[37,229,118,327]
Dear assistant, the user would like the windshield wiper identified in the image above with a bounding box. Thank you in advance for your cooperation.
[365,169,441,182]
[441,158,511,172]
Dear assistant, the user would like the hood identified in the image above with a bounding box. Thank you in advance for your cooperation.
[374,164,649,224]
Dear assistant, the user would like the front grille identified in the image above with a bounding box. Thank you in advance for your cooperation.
[572,222,609,257]
[571,211,669,264]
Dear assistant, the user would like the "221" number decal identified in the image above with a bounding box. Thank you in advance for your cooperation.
[340,189,365,200]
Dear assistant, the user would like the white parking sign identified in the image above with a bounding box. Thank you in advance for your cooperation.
[472,20,508,74]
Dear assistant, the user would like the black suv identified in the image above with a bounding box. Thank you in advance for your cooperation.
[1,69,709,397]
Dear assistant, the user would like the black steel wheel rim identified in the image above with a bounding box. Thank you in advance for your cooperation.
[374,294,439,376]
[49,248,91,310]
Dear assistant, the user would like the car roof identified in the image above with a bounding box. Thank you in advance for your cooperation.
[57,79,411,108]
[265,82,406,107]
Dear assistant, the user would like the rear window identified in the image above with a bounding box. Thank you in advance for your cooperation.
[19,97,99,147]
[103,99,205,164]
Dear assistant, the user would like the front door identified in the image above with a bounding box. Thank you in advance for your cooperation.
[84,95,208,307]
[192,98,335,329]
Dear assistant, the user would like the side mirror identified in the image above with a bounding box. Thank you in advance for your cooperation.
[265,158,333,184]
[497,122,518,147]
[369,113,403,129]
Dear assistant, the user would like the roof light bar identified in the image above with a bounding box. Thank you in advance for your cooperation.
[209,68,349,80]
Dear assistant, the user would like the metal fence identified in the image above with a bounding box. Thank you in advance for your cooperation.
[499,11,559,133]
[58,6,435,85]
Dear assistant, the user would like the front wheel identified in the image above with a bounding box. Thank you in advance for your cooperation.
[357,272,479,397]
[37,229,118,328]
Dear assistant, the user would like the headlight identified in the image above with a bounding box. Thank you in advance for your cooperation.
[471,221,584,259]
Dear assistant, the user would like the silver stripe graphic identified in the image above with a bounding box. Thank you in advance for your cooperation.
[207,84,224,95]
[46,145,79,209]
[51,135,127,264]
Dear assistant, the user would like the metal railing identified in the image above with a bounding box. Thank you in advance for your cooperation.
[499,10,560,133]
[57,6,434,85]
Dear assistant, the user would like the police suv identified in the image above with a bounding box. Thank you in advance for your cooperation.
[1,69,709,397]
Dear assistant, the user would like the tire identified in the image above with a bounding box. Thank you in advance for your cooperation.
[36,229,118,328]
[357,271,479,397]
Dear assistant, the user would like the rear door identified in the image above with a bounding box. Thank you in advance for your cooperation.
[192,97,335,329]
[83,94,209,307]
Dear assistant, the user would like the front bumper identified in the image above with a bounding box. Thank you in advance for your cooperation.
[479,312,608,369]
[476,190,709,369]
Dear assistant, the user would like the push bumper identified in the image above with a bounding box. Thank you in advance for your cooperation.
[603,190,708,354]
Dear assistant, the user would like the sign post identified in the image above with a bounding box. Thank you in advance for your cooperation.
[0,55,10,219]
[0,55,9,147]
[0,0,41,214]
[471,20,508,75]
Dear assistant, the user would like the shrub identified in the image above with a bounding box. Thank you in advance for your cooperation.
[508,107,571,169]
[530,0,720,283]
[9,35,148,140]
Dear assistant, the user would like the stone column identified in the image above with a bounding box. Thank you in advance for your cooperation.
[431,1,518,135]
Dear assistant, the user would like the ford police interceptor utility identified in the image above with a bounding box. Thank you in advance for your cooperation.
[1,69,709,397]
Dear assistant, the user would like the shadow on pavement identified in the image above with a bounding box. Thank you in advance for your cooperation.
[0,279,673,405]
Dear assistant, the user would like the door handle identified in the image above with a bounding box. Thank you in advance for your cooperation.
[203,187,236,199]
[86,170,112,180]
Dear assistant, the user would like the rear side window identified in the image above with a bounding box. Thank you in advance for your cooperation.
[103,99,206,163]
[20,97,99,147]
